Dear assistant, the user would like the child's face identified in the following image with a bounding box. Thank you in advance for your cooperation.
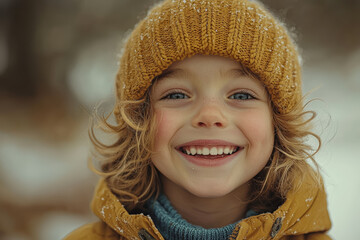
[150,55,274,199]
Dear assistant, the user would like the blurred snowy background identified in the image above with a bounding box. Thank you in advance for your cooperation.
[0,0,359,239]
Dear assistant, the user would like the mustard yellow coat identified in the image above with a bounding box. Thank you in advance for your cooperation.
[64,176,332,240]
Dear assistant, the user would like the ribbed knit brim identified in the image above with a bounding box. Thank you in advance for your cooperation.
[115,0,302,114]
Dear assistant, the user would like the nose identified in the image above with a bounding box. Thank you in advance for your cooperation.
[192,100,228,128]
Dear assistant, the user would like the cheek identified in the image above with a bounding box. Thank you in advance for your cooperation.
[153,109,180,148]
[239,110,274,151]
[154,110,169,140]
[251,117,273,144]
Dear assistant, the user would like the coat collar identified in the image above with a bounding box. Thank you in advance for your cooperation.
[90,179,164,239]
[231,176,332,239]
[91,175,331,239]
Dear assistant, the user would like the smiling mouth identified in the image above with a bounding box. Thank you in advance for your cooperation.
[179,146,240,157]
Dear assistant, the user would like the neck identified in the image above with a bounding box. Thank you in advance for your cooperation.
[161,177,249,229]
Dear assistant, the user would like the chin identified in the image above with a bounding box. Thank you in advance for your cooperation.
[186,182,237,199]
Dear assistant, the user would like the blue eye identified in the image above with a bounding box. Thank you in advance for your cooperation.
[162,92,189,100]
[229,92,254,100]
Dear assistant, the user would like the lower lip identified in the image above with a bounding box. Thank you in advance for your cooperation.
[178,149,242,167]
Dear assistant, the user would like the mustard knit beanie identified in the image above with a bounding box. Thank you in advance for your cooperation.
[115,0,302,114]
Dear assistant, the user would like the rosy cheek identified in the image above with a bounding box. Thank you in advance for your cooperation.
[253,119,272,138]
[154,109,178,148]
[154,109,168,141]
[240,111,274,146]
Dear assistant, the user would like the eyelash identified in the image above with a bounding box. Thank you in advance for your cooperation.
[161,91,189,100]
[228,91,255,100]
[160,90,256,101]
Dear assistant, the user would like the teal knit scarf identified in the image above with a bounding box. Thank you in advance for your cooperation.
[146,194,257,240]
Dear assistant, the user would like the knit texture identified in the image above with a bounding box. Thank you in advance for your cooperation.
[115,0,302,115]
[146,194,258,240]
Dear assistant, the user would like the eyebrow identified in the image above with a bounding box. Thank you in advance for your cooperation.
[155,68,187,81]
[223,68,247,78]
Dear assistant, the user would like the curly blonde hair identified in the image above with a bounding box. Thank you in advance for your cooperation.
[89,69,321,213]
[89,92,160,211]
[248,98,321,212]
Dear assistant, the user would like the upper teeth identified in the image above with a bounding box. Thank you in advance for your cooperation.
[182,146,238,156]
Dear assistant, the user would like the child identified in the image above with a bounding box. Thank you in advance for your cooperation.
[65,0,332,239]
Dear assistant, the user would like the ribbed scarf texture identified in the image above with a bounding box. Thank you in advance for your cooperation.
[146,194,257,240]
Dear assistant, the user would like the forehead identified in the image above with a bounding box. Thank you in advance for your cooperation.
[150,55,270,101]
